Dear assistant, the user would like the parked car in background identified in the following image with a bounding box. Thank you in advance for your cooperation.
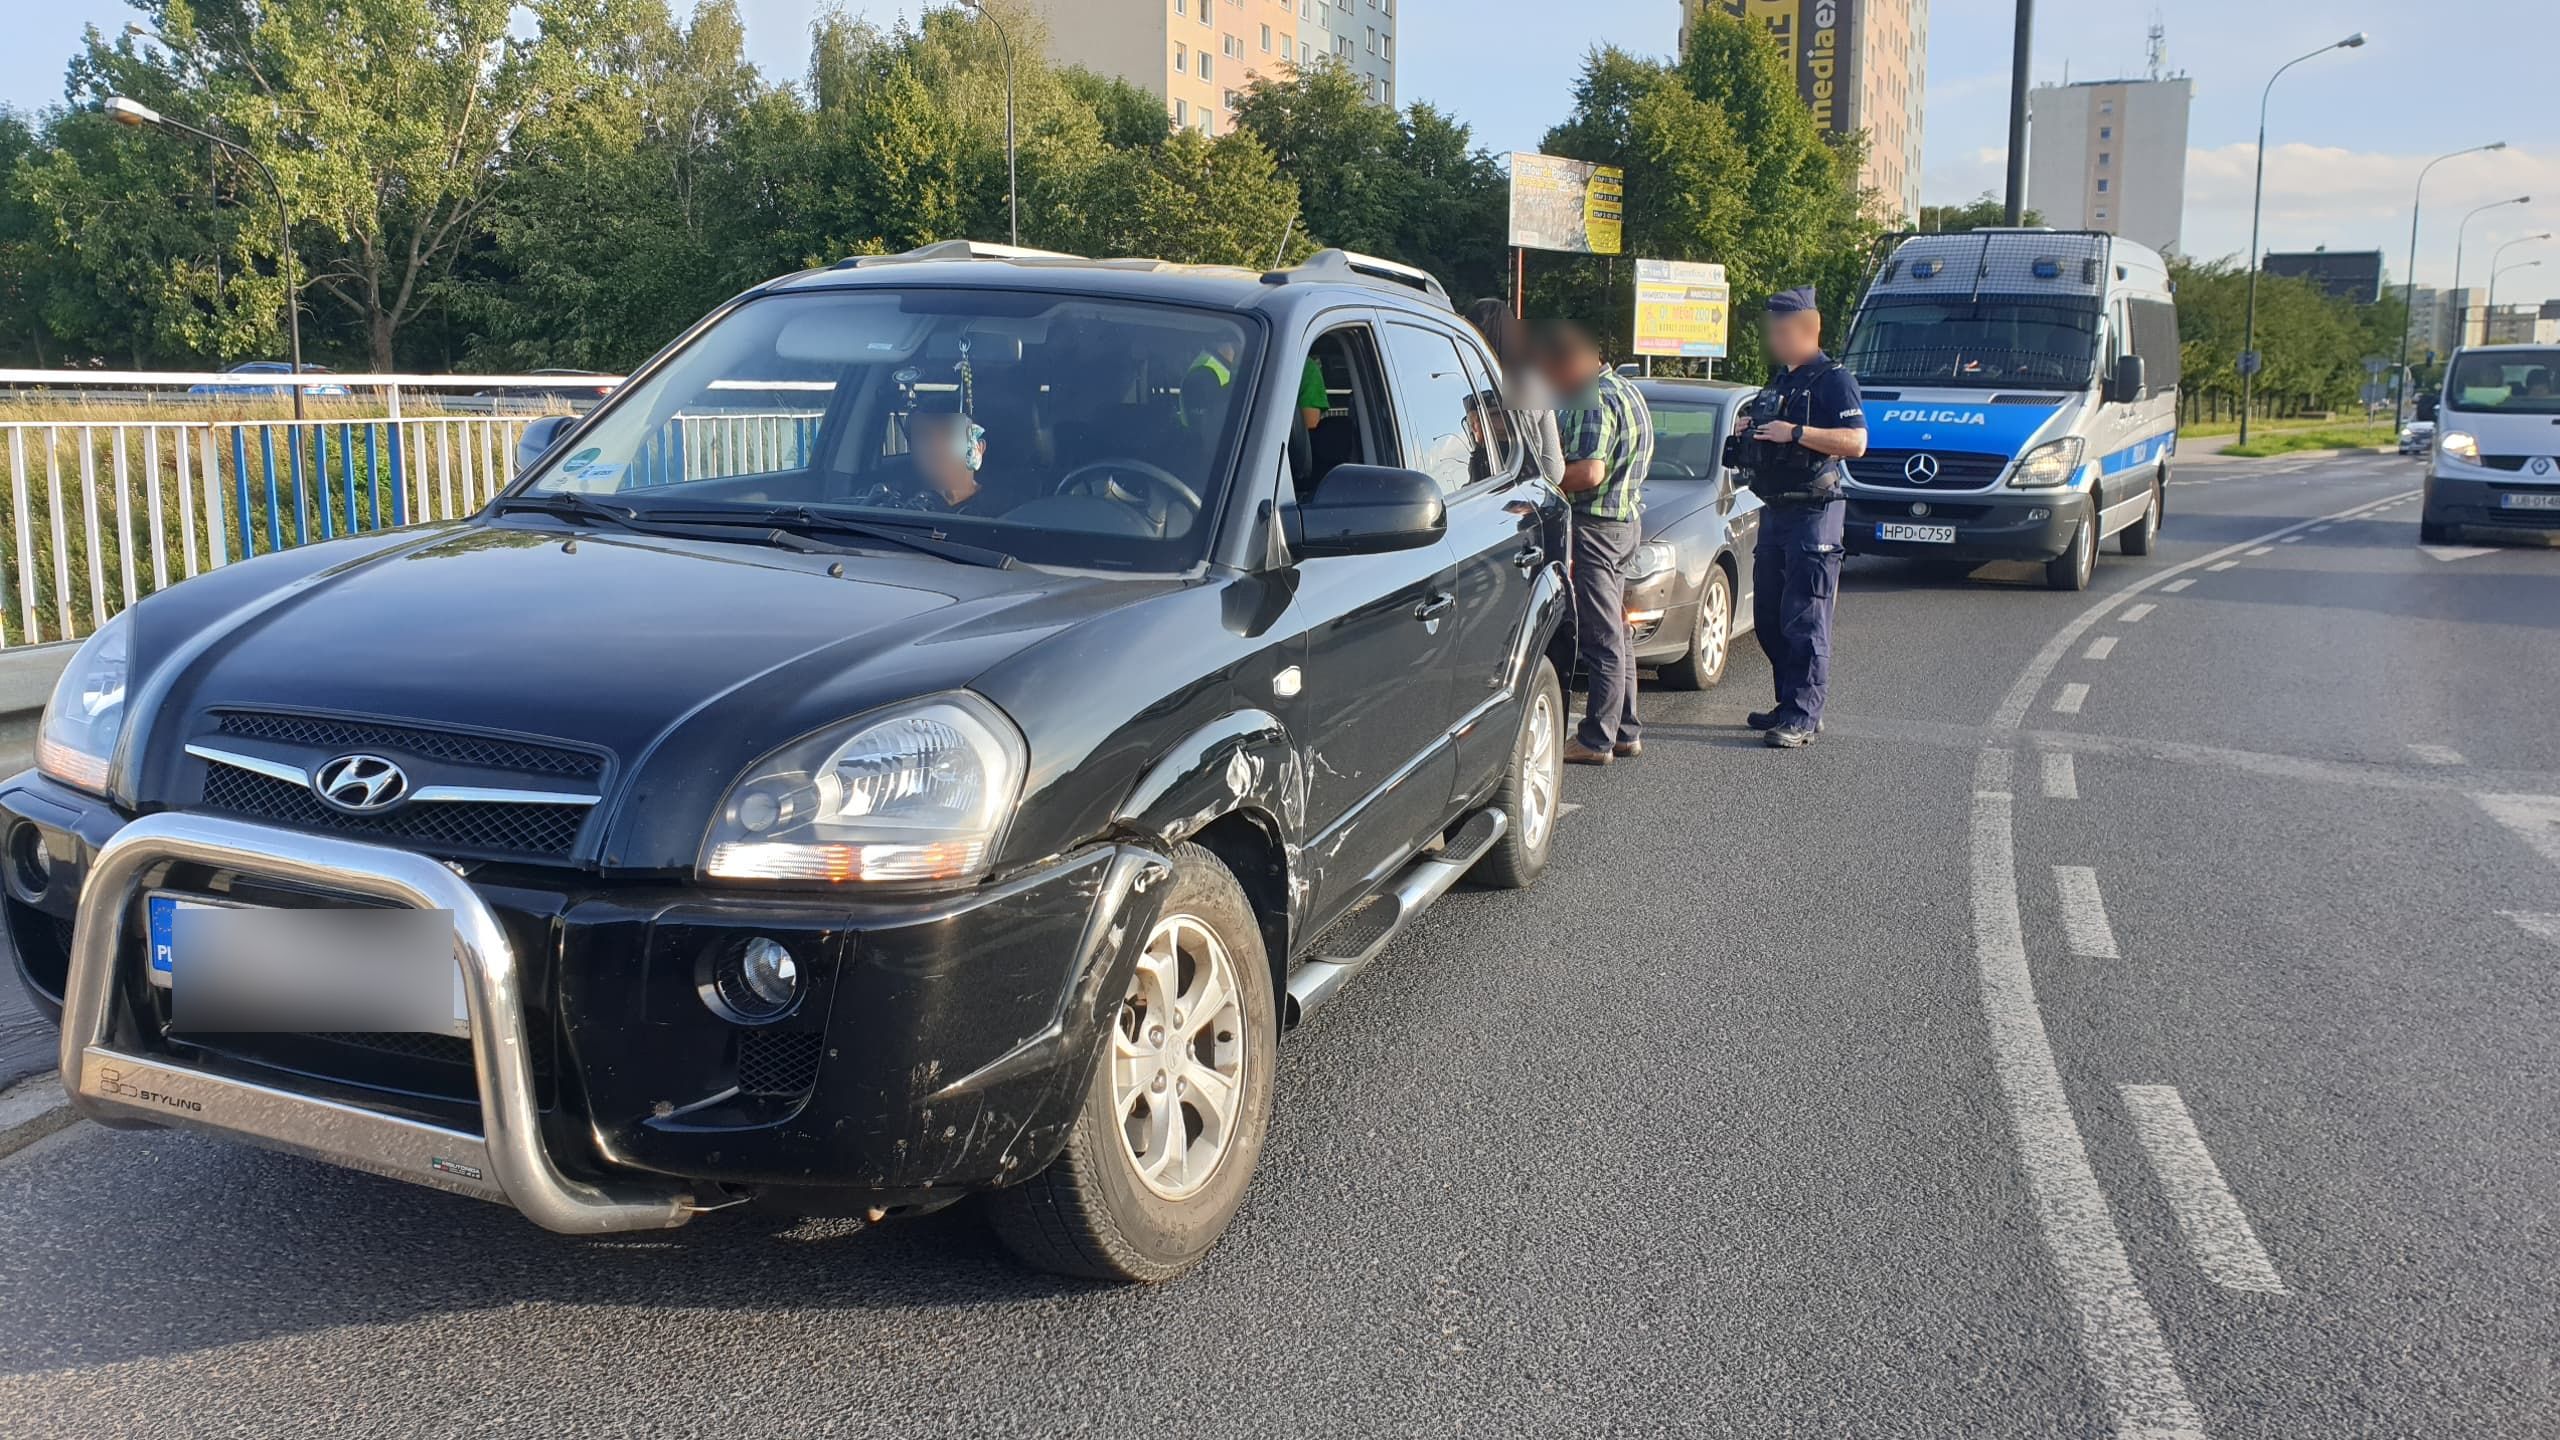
[2399,418,2435,455]
[4,243,1571,1284]
[1627,378,1762,689]
[188,361,349,398]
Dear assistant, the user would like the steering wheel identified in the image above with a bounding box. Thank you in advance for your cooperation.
[1056,457,1204,514]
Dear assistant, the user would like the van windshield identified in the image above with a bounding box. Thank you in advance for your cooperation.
[2445,349,2560,414]
[1844,296,2101,391]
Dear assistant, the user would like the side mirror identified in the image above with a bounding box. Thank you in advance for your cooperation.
[2107,353,2146,404]
[515,414,576,474]
[1283,464,1446,559]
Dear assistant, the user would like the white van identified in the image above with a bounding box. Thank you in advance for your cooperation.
[1839,230,2180,590]
[2422,345,2560,543]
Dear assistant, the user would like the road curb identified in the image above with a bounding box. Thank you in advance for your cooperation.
[0,1073,75,1161]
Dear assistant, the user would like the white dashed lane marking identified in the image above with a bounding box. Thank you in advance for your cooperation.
[2474,793,2560,869]
[2246,546,2274,557]
[2407,744,2466,767]
[2084,636,2119,661]
[2503,912,2560,948]
[2310,524,2333,532]
[2121,603,2156,623]
[2120,1086,2289,1295]
[2421,545,2498,562]
[2053,683,2090,715]
[2206,560,2240,572]
[2279,536,2301,544]
[2053,866,2122,959]
[2043,751,2079,800]
[2161,579,2195,593]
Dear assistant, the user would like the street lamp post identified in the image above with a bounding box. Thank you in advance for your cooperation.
[2393,141,2505,425]
[2238,31,2367,447]
[957,0,1019,247]
[105,95,306,420]
[2450,196,2531,351]
[2486,259,2545,336]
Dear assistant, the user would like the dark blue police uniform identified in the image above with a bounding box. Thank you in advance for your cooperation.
[1748,295,1864,736]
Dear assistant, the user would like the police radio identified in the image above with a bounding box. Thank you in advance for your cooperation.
[1725,373,1842,506]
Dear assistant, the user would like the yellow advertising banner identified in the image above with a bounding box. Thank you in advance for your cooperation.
[1632,259,1730,358]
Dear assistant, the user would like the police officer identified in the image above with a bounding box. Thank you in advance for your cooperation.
[1734,287,1865,749]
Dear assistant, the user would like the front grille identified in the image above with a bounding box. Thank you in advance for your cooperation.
[736,1029,825,1097]
[213,711,605,780]
[1848,499,1998,521]
[2478,456,2555,473]
[177,1026,555,1109]
[1847,449,2011,490]
[200,765,588,860]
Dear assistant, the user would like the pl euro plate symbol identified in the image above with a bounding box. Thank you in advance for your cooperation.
[313,753,409,814]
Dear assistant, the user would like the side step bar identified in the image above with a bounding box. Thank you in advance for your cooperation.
[1286,808,1506,1024]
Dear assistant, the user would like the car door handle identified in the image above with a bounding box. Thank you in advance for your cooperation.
[1413,593,1455,622]
[1511,545,1545,573]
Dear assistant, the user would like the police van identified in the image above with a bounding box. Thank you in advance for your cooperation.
[1838,230,2180,590]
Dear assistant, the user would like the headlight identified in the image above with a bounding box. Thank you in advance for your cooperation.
[1624,541,1678,580]
[2007,437,2086,489]
[36,615,132,796]
[2439,430,2480,464]
[700,692,1027,886]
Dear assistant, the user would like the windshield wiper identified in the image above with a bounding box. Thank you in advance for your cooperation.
[489,490,640,527]
[644,505,1018,570]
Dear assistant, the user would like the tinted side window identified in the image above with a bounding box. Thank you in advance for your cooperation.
[1452,338,1521,481]
[1379,322,1487,496]
[2128,299,2182,390]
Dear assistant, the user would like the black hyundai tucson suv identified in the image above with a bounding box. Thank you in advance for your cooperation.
[1,243,1571,1281]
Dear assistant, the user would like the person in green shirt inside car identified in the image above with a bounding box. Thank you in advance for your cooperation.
[1185,343,1329,431]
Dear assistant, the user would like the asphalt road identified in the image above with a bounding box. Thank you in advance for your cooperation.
[3,447,2555,1438]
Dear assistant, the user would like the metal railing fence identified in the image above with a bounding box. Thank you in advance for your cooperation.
[0,370,621,648]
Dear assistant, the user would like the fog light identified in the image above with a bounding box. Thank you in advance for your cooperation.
[6,825,50,902]
[709,936,803,1022]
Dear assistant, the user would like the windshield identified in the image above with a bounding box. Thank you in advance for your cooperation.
[1844,296,2102,390]
[517,287,1260,571]
[2445,349,2560,414]
[1642,394,1737,481]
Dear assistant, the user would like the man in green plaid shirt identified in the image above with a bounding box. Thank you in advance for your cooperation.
[1539,323,1656,765]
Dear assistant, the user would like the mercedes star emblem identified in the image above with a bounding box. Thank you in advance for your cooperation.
[312,753,410,814]
[1903,453,1941,485]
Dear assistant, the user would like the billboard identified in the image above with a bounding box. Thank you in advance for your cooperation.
[1716,0,1858,133]
[1508,153,1625,256]
[2261,250,2385,305]
[1633,260,1731,359]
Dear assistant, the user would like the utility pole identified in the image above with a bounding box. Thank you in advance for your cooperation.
[2002,1,2034,226]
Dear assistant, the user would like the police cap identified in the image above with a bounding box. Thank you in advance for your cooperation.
[1766,286,1818,316]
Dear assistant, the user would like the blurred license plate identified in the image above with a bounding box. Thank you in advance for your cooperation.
[148,894,466,1037]
[1877,522,1955,543]
[2499,492,2560,510]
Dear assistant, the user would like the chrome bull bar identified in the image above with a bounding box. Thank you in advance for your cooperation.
[59,812,694,1233]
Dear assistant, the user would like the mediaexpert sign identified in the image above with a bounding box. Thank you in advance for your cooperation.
[1719,0,1858,134]
[1508,153,1625,256]
[1633,260,1730,359]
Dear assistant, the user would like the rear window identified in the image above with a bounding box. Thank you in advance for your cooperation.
[2446,349,2560,414]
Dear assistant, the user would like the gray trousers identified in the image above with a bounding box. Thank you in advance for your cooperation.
[1570,513,1640,751]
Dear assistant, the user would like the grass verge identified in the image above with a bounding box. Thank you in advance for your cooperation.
[2221,425,2396,459]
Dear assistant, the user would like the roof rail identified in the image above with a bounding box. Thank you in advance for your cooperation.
[1262,248,1453,309]
[833,239,1083,269]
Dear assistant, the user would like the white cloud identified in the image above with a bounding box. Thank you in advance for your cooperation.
[2181,142,2560,292]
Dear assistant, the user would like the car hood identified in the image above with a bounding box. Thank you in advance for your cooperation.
[124,520,1171,860]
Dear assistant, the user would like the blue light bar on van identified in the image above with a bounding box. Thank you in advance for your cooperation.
[1912,259,1943,279]
[2032,257,2063,280]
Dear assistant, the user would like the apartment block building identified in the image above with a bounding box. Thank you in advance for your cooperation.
[1025,0,1396,137]
[2025,76,2193,255]
[1679,0,1927,219]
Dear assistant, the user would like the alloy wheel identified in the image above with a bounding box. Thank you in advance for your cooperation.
[1112,914,1248,1201]
[1520,686,1559,853]
[1697,574,1731,680]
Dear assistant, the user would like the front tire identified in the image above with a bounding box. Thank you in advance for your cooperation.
[2119,476,2162,556]
[1472,657,1563,889]
[1657,566,1733,691]
[2046,512,2096,591]
[982,843,1276,1282]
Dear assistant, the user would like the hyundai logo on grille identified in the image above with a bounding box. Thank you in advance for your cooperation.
[1903,453,1941,485]
[313,754,410,813]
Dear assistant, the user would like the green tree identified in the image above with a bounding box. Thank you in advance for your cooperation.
[1920,192,2042,232]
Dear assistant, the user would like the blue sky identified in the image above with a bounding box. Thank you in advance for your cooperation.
[8,0,2556,304]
